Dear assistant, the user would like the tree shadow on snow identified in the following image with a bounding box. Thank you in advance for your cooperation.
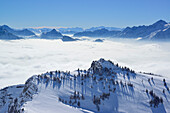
[163,93,169,102]
[148,80,152,87]
[151,79,155,85]
[151,104,166,113]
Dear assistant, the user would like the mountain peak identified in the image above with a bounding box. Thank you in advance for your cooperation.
[50,29,57,32]
[41,29,63,39]
[0,25,13,31]
[1,25,9,28]
[153,20,167,26]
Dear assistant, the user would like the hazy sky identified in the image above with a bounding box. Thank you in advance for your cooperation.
[0,0,170,28]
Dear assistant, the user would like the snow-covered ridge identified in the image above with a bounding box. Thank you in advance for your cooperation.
[0,75,38,113]
[0,58,169,113]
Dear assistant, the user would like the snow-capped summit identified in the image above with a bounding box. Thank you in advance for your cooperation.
[0,58,169,113]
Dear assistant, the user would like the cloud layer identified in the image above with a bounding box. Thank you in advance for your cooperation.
[0,39,170,88]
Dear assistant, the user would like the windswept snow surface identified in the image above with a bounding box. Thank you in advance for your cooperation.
[24,86,84,113]
[0,38,170,89]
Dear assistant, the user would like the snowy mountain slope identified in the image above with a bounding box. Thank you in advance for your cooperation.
[0,28,23,40]
[0,84,24,112]
[145,27,170,40]
[118,20,168,38]
[0,58,169,113]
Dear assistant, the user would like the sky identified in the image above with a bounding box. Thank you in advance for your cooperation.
[0,0,170,28]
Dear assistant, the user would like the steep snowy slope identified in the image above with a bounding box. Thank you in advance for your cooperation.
[0,59,169,113]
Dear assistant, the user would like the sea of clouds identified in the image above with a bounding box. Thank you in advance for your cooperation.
[0,38,170,88]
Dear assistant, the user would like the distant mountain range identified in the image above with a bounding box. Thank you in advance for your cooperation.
[85,26,123,31]
[74,20,170,40]
[119,20,169,39]
[28,27,84,35]
[58,27,84,34]
[74,28,121,38]
[39,29,78,41]
[28,26,122,35]
[28,28,52,35]
[0,25,35,40]
[0,26,77,41]
[0,20,170,40]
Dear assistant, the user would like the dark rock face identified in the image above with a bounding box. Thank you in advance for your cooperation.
[94,39,103,42]
[62,36,78,42]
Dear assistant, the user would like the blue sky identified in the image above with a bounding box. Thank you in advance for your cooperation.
[0,0,170,28]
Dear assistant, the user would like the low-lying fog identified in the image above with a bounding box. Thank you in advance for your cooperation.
[0,38,170,88]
